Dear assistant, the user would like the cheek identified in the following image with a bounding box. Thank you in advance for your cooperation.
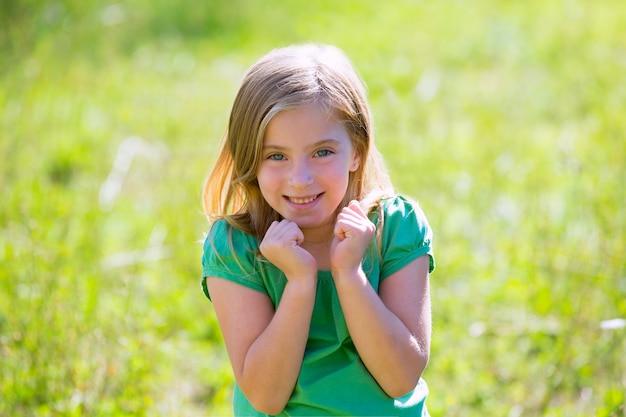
[324,165,352,194]
[255,169,270,193]
[256,167,282,196]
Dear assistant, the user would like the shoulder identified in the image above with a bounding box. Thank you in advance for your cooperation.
[376,195,435,274]
[202,219,269,300]
[378,195,431,233]
[204,219,258,254]
[379,195,422,214]
[202,218,260,275]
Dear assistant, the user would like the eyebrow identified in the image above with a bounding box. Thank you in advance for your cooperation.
[262,139,342,151]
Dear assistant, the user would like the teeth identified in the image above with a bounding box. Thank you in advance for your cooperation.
[289,195,317,204]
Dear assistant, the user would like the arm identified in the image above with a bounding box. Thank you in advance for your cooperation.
[330,201,431,397]
[206,219,318,415]
[207,277,316,414]
[332,256,431,398]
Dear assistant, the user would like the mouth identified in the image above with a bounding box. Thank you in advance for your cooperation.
[285,193,322,205]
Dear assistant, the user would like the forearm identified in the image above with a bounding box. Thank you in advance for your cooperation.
[333,269,430,397]
[238,279,316,414]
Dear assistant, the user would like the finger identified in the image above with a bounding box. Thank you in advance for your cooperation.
[274,220,304,246]
[340,201,367,222]
[336,210,366,230]
[335,210,375,242]
[289,223,305,246]
[263,220,281,238]
[348,199,365,215]
[334,216,355,241]
[268,219,292,236]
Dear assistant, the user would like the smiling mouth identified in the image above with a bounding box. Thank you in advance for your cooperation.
[286,194,321,205]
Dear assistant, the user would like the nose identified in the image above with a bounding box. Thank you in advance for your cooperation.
[288,159,314,187]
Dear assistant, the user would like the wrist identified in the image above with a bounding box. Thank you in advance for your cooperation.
[331,265,366,285]
[285,274,318,291]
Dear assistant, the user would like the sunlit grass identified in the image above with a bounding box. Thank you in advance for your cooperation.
[1,1,625,416]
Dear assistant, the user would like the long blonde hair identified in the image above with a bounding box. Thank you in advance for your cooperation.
[203,44,393,240]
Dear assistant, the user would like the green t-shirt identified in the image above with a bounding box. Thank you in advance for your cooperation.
[202,195,435,416]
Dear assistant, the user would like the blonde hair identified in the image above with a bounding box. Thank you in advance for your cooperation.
[203,44,393,240]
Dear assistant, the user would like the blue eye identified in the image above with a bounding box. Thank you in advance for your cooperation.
[315,149,333,157]
[267,153,285,161]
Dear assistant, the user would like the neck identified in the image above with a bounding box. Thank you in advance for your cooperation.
[301,222,334,245]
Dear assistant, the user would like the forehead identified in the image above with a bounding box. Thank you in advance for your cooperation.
[264,103,350,146]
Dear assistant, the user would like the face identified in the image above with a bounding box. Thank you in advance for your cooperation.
[257,103,360,235]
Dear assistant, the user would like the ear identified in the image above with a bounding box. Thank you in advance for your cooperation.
[349,151,361,172]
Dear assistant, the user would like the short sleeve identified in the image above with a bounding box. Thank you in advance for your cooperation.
[201,220,268,300]
[378,196,435,279]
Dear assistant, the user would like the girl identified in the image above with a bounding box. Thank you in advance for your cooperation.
[201,44,435,416]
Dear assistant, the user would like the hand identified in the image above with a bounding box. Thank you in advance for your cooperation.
[330,200,375,277]
[260,220,317,281]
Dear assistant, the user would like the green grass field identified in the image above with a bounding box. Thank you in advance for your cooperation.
[1,1,625,416]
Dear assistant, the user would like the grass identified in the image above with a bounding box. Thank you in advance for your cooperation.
[1,0,625,416]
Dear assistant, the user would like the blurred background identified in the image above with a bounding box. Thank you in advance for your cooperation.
[1,0,625,416]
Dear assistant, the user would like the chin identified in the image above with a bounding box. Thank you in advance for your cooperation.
[296,217,335,231]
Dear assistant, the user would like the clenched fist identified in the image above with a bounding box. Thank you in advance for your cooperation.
[330,200,375,277]
[260,219,318,282]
